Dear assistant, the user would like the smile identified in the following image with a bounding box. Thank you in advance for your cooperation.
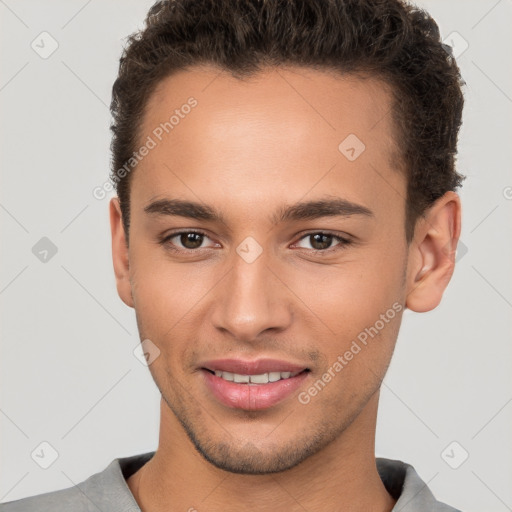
[201,367,310,410]
[209,369,302,384]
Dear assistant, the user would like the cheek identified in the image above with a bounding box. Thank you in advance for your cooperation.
[130,245,208,313]
[302,305,403,415]
[286,253,404,338]
[282,250,406,389]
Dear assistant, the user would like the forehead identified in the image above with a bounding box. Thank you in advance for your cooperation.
[144,65,397,147]
[132,65,405,221]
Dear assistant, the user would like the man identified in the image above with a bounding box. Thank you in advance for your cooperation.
[1,0,465,510]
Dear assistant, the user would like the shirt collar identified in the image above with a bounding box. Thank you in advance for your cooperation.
[87,452,459,512]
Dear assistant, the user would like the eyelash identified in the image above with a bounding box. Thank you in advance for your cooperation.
[159,229,353,255]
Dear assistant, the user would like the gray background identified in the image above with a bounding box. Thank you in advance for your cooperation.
[1,0,511,510]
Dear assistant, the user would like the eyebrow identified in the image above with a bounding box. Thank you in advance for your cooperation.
[143,197,374,225]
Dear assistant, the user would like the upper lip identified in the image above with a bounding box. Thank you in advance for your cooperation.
[200,358,309,374]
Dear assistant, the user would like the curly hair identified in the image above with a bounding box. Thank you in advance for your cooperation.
[110,0,465,244]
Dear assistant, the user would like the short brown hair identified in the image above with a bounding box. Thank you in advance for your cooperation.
[110,0,465,243]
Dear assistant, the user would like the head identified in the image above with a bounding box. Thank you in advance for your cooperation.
[109,0,464,474]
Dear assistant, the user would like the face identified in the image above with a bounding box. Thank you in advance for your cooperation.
[113,66,411,474]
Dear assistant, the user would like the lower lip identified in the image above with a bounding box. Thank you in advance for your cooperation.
[202,369,309,410]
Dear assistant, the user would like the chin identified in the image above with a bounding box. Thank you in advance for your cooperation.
[191,439,320,475]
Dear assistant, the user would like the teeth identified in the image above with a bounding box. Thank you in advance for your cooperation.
[268,371,281,382]
[212,370,300,384]
[249,373,269,384]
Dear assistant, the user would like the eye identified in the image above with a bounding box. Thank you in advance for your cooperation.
[159,230,353,255]
[159,230,217,252]
[293,232,352,253]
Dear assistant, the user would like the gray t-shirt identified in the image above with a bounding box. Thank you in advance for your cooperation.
[0,452,462,511]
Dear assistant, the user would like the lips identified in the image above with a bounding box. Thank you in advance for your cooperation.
[199,358,310,410]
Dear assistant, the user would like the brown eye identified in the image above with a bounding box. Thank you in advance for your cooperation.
[309,233,334,250]
[177,232,204,249]
[160,230,215,252]
[294,232,352,253]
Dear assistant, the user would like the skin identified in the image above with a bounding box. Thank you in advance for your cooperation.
[110,65,461,512]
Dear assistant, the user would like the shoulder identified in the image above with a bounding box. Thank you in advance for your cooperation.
[0,485,93,512]
[376,457,464,512]
[0,453,153,512]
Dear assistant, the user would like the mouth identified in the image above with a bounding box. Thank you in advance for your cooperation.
[199,358,311,410]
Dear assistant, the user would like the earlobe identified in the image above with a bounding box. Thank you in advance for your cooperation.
[109,197,134,308]
[406,191,461,313]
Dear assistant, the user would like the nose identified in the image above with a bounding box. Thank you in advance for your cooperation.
[210,245,293,343]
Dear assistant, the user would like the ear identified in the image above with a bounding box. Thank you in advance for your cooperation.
[109,197,134,308]
[405,191,462,312]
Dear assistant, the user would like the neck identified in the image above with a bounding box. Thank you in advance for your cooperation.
[128,392,395,512]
